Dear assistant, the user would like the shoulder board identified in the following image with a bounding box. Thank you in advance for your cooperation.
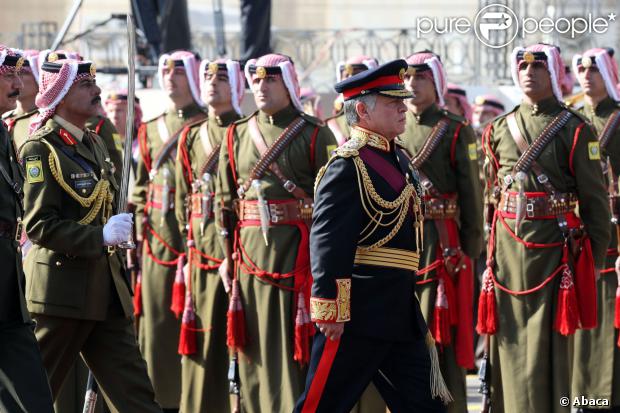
[335,134,366,158]
[144,112,166,124]
[299,111,325,126]
[491,106,518,124]
[27,126,53,142]
[441,109,467,125]
[324,110,345,122]
[563,105,589,124]
[185,117,208,130]
[232,111,257,126]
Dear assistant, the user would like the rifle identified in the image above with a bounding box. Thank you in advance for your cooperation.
[82,371,98,413]
[478,334,491,413]
[219,200,241,412]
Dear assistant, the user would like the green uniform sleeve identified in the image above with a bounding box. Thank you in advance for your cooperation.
[572,123,611,267]
[21,140,105,258]
[175,131,190,241]
[455,124,484,258]
[214,125,238,251]
[312,126,338,174]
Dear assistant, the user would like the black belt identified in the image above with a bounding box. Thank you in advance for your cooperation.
[0,219,21,241]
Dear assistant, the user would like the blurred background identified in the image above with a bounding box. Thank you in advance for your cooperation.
[1,0,618,117]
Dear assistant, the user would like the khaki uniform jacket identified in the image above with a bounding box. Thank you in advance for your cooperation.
[20,118,131,320]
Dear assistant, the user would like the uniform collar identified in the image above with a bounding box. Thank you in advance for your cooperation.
[212,109,240,127]
[584,96,618,118]
[520,96,561,116]
[350,125,391,152]
[257,105,298,126]
[173,102,204,119]
[411,103,440,124]
[53,115,84,142]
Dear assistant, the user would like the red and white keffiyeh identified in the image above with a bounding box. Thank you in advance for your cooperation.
[244,53,303,112]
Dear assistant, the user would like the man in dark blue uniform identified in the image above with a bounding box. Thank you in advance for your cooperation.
[294,59,451,413]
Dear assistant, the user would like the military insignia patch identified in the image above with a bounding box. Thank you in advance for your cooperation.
[582,56,593,69]
[523,51,535,64]
[588,141,601,160]
[208,62,219,75]
[25,156,44,183]
[256,66,267,79]
[89,63,96,77]
[326,144,337,158]
[468,143,478,160]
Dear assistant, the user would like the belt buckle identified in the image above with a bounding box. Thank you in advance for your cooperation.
[526,202,535,218]
[283,180,297,193]
[14,219,22,242]
[269,204,281,223]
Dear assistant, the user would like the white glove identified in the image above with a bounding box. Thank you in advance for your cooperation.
[218,258,232,294]
[103,213,133,246]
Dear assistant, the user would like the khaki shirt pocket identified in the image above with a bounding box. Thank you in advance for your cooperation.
[27,249,88,309]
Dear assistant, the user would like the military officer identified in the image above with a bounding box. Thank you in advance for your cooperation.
[174,58,243,413]
[477,44,610,413]
[131,50,207,412]
[444,83,473,124]
[0,44,54,413]
[397,50,483,413]
[2,49,40,151]
[20,57,161,412]
[325,56,378,146]
[215,53,336,413]
[294,59,450,413]
[571,47,620,413]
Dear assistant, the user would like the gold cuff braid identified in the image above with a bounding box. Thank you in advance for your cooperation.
[310,279,351,323]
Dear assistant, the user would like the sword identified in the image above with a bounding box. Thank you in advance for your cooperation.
[51,0,84,50]
[117,14,137,249]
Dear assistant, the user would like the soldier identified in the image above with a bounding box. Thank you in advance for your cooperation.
[132,50,207,412]
[174,58,244,413]
[325,56,378,145]
[215,53,336,413]
[472,95,505,133]
[294,59,450,413]
[103,89,143,172]
[2,49,40,151]
[396,50,483,413]
[476,44,610,413]
[19,57,161,412]
[444,83,473,124]
[571,47,620,412]
[0,45,54,413]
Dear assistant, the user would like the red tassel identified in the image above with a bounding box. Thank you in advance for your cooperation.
[133,272,143,316]
[574,238,597,329]
[554,266,580,336]
[178,293,197,355]
[431,279,452,345]
[170,254,186,318]
[476,268,498,335]
[226,277,247,349]
[293,292,313,365]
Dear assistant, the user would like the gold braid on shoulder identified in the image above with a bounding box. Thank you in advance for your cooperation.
[352,156,424,252]
[40,140,114,225]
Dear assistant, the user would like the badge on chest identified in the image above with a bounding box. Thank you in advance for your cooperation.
[71,172,96,195]
[25,155,44,184]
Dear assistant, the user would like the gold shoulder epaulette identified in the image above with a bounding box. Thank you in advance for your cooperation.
[28,126,53,141]
[335,134,367,158]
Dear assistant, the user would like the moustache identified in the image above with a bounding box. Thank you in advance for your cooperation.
[91,96,101,105]
[7,90,19,98]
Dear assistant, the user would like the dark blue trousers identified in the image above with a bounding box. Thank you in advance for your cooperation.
[294,330,447,413]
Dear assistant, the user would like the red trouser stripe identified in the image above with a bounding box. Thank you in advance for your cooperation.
[301,337,341,413]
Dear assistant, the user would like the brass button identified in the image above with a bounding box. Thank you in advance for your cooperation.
[82,189,87,194]
[55,261,62,267]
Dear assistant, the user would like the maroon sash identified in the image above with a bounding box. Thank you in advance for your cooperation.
[358,147,406,193]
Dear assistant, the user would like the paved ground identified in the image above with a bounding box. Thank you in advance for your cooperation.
[467,374,483,413]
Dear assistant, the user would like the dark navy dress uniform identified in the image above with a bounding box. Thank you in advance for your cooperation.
[294,60,449,413]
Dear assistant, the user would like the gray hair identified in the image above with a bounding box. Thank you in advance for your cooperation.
[344,94,377,126]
